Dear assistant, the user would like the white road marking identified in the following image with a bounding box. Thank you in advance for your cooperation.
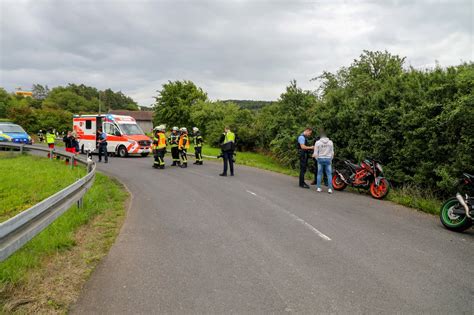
[245,188,331,241]
[284,210,332,241]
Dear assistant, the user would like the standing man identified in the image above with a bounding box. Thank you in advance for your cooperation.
[192,127,204,165]
[152,125,167,169]
[297,127,314,188]
[97,127,108,163]
[178,127,189,168]
[313,131,334,193]
[46,128,55,158]
[219,126,236,177]
[168,126,180,166]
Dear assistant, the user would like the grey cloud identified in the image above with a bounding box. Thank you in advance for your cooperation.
[1,0,472,105]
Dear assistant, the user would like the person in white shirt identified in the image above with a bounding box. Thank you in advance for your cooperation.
[312,131,334,194]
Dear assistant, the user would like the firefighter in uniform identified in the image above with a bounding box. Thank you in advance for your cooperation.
[168,126,180,166]
[152,125,167,169]
[192,127,203,165]
[178,127,190,168]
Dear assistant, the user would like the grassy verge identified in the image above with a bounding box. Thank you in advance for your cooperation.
[0,154,128,313]
[196,145,441,214]
[0,153,86,222]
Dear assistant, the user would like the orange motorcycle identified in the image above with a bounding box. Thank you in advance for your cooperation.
[332,158,390,199]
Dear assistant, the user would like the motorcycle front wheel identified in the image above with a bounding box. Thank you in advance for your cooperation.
[332,173,347,191]
[440,198,472,232]
[369,178,390,199]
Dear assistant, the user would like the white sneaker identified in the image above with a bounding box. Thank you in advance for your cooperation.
[317,188,322,192]
[328,189,333,194]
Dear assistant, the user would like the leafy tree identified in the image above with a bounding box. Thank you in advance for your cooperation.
[0,87,11,118]
[32,84,50,100]
[153,80,208,128]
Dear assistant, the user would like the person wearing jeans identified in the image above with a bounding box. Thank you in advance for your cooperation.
[312,132,334,194]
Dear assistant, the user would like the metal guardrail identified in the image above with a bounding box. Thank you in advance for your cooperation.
[0,143,96,262]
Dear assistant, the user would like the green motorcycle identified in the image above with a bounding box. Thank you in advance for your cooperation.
[440,173,474,232]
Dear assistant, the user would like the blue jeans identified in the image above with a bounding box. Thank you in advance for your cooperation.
[317,158,332,189]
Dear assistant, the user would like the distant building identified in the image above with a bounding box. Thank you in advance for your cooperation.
[109,110,154,133]
[15,88,33,97]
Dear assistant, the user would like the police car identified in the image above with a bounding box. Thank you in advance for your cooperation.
[0,122,33,144]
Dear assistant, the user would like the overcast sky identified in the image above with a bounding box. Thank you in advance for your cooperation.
[1,0,472,106]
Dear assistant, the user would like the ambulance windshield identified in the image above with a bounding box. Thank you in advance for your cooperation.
[119,123,145,135]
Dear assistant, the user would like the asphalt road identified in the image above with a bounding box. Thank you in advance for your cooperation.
[72,155,474,314]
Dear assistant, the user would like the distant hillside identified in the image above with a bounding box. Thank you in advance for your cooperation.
[222,100,274,110]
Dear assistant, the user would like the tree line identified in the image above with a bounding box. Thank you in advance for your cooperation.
[153,51,473,196]
[0,84,140,133]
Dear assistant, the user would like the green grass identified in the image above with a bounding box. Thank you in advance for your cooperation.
[0,153,85,222]
[194,144,301,177]
[0,155,127,286]
[387,185,442,215]
[195,145,441,214]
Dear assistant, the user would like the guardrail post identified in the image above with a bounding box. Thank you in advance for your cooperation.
[20,144,24,154]
[49,149,53,160]
[77,198,83,209]
[87,160,93,173]
[71,155,75,169]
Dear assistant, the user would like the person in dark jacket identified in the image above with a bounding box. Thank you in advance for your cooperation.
[219,127,236,176]
[97,127,108,163]
[297,127,314,188]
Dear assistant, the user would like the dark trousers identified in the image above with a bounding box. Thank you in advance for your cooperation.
[223,150,234,175]
[179,149,187,164]
[195,146,202,162]
[171,146,180,163]
[154,149,165,167]
[299,151,309,186]
[98,143,108,162]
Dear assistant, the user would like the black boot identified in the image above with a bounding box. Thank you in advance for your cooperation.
[219,173,227,176]
[181,163,187,168]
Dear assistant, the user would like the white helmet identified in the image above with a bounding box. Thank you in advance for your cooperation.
[180,127,187,133]
[172,126,179,131]
[192,127,199,132]
[154,125,165,132]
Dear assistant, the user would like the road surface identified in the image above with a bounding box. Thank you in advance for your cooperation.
[73,156,474,313]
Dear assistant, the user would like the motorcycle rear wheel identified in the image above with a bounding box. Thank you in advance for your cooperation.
[332,174,347,191]
[369,178,390,199]
[440,198,472,232]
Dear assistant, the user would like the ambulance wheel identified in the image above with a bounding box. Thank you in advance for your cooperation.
[118,145,128,158]
[141,153,149,157]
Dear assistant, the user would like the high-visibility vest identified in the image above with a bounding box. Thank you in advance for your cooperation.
[179,134,190,149]
[157,132,167,149]
[46,132,55,144]
[224,131,235,144]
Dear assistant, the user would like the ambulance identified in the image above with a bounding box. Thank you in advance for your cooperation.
[73,114,152,157]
